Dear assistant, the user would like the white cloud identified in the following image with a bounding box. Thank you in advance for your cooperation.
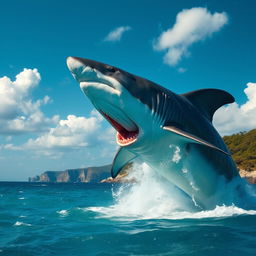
[0,69,58,135]
[214,82,256,135]
[25,113,100,150]
[154,7,228,66]
[0,68,117,160]
[104,26,131,42]
[4,110,116,157]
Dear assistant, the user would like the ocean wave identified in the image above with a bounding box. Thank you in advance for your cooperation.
[85,205,256,221]
[14,221,32,226]
[57,209,69,217]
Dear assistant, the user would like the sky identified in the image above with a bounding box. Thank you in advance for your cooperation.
[0,0,255,181]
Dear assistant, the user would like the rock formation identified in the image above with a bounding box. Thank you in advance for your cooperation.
[29,165,111,183]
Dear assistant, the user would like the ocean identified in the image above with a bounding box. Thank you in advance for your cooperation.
[1,166,256,256]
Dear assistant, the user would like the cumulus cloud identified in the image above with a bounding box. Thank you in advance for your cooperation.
[0,68,116,159]
[4,110,116,157]
[25,113,101,150]
[154,7,228,66]
[214,82,256,135]
[104,26,131,42]
[0,69,58,135]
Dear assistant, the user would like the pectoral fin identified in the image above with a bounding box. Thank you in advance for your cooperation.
[111,148,137,178]
[163,126,230,156]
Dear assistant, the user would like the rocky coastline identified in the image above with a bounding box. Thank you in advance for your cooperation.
[29,165,112,183]
[239,169,256,184]
[29,164,256,184]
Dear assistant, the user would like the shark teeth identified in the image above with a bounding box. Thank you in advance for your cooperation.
[100,112,139,147]
[116,131,139,146]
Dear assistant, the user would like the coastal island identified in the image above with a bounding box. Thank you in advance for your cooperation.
[29,165,112,183]
[28,164,132,183]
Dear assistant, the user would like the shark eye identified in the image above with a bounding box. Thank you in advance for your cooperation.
[106,66,116,73]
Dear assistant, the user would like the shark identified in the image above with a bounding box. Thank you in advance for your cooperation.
[66,56,240,209]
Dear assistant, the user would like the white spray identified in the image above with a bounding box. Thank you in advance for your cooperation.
[87,162,256,220]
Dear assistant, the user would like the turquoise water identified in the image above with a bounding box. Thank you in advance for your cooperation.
[1,178,256,256]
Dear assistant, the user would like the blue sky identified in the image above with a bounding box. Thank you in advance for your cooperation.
[0,0,255,181]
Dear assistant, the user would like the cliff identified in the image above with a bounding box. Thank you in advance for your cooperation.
[29,165,111,183]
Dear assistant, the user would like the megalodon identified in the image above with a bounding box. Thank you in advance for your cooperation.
[66,56,240,209]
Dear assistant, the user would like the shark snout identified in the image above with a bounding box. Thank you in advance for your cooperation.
[66,57,94,82]
[66,57,83,74]
[66,56,122,92]
[66,56,78,69]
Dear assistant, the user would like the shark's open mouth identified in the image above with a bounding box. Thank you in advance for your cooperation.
[102,113,139,146]
[67,57,140,146]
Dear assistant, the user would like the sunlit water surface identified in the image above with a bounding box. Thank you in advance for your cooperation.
[1,165,256,256]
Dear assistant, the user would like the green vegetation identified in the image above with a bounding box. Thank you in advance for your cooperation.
[223,129,256,172]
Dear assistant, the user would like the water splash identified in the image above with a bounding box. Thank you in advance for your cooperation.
[86,163,256,220]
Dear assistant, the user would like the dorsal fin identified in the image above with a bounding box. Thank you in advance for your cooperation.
[181,89,235,122]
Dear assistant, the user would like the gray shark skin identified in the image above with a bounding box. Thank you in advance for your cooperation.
[66,56,240,209]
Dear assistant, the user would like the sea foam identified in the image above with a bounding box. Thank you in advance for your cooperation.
[14,221,32,226]
[86,163,256,220]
